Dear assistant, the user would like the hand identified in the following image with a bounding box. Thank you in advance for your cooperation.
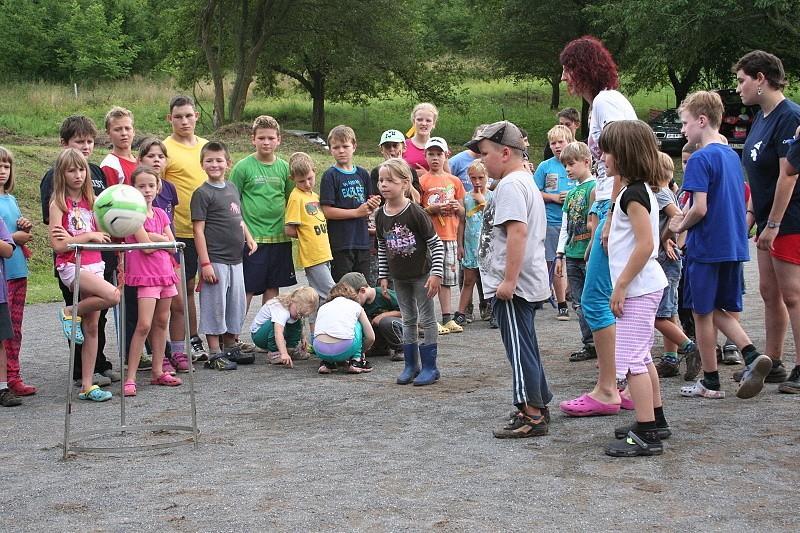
[14,231,32,245]
[426,203,442,215]
[664,238,679,261]
[278,352,294,368]
[601,220,611,252]
[358,202,375,217]
[17,217,33,232]
[246,237,257,255]
[91,232,112,243]
[472,191,485,204]
[457,245,464,261]
[415,163,427,173]
[668,213,684,234]
[555,257,563,278]
[201,264,218,284]
[379,278,390,299]
[495,279,516,300]
[610,285,627,318]
[367,195,382,209]
[558,191,567,204]
[757,225,778,251]
[425,275,441,298]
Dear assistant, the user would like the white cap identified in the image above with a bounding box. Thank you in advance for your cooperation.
[424,136,448,152]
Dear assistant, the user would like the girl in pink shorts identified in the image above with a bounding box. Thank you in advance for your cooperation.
[122,166,181,396]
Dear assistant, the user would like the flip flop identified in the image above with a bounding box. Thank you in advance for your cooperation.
[59,308,84,344]
[559,393,621,417]
[151,373,182,386]
[620,395,635,410]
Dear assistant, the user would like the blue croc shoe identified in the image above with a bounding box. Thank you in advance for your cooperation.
[78,385,112,402]
[59,309,84,344]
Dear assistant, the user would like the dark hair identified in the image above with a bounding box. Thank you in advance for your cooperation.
[59,115,98,143]
[598,120,661,188]
[169,95,195,113]
[138,137,169,160]
[557,107,580,124]
[130,165,161,188]
[200,141,230,162]
[560,36,619,98]
[733,50,787,91]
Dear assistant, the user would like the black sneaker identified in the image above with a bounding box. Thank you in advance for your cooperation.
[348,358,373,373]
[488,315,498,329]
[736,354,773,399]
[778,365,800,394]
[733,360,789,383]
[556,307,570,321]
[655,357,680,378]
[0,388,21,407]
[605,430,663,457]
[614,422,671,440]
[569,345,597,362]
[204,353,237,371]
[225,346,254,365]
[453,312,467,327]
[493,413,548,438]
[318,361,337,374]
[721,343,743,365]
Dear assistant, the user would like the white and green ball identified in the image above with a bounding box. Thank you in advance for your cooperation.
[93,184,147,238]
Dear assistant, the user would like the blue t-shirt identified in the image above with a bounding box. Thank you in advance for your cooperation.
[448,150,478,192]
[319,165,373,251]
[0,218,15,303]
[533,157,576,226]
[743,98,800,236]
[682,143,749,263]
[0,194,27,280]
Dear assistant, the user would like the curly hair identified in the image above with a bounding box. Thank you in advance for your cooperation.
[560,36,620,98]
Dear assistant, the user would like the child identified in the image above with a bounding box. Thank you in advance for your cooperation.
[375,158,444,386]
[190,141,257,370]
[313,282,376,374]
[140,138,179,223]
[0,147,36,396]
[454,160,492,327]
[122,166,182,396]
[320,125,381,282]
[230,115,296,311]
[100,106,137,186]
[404,103,439,172]
[672,90,770,400]
[340,271,403,360]
[370,130,422,203]
[284,152,335,313]
[0,216,20,406]
[249,286,319,367]
[419,136,465,334]
[533,124,577,320]
[591,121,668,457]
[555,141,596,362]
[543,107,581,160]
[49,149,121,402]
[448,125,488,193]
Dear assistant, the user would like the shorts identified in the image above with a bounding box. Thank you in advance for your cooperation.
[57,261,106,289]
[441,240,458,287]
[772,233,800,265]
[313,322,364,362]
[0,303,12,341]
[198,262,246,335]
[305,262,335,301]
[683,259,744,315]
[251,319,303,352]
[331,249,370,282]
[138,284,178,300]
[544,225,561,262]
[581,216,615,332]
[177,238,198,280]
[656,257,682,318]
[589,199,611,218]
[615,290,661,380]
[242,242,296,295]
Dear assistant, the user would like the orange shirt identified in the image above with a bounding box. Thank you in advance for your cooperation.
[420,172,465,241]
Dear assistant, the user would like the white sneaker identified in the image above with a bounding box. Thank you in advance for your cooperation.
[680,379,725,399]
[736,355,772,399]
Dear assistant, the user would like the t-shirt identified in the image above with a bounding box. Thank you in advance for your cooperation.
[743,98,800,236]
[190,181,244,264]
[0,219,14,303]
[609,181,668,297]
[314,296,363,340]
[448,150,479,192]
[478,170,550,302]
[559,178,596,259]
[369,165,421,205]
[54,197,102,268]
[463,190,492,269]
[655,187,678,256]
[0,194,28,280]
[533,156,576,226]
[229,154,293,243]
[420,172,465,241]
[682,143,750,263]
[319,165,373,252]
[40,163,107,224]
[589,90,637,201]
[362,288,400,319]
[163,136,208,238]
[124,207,179,287]
[153,179,179,223]
[100,153,137,186]
[250,299,296,334]
[376,201,444,281]
[285,188,332,268]
[403,139,429,171]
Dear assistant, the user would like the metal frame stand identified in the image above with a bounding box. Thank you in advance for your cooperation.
[63,241,198,457]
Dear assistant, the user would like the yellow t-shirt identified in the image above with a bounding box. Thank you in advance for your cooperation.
[163,135,208,238]
[284,188,332,268]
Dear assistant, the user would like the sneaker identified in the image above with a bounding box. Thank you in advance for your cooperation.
[0,388,22,407]
[488,315,498,329]
[138,353,153,371]
[733,360,789,383]
[721,343,743,365]
[479,303,491,321]
[605,430,663,457]
[190,336,209,362]
[169,352,191,373]
[505,407,550,425]
[681,341,701,381]
[655,357,680,378]
[556,307,570,321]
[225,346,255,365]
[680,379,726,399]
[204,353,237,371]
[614,422,671,440]
[453,313,468,327]
[100,369,121,382]
[162,360,177,375]
[778,365,800,394]
[290,346,311,361]
[236,341,257,353]
[465,303,474,323]
[442,319,464,333]
[318,360,337,374]
[348,358,373,373]
[569,345,597,362]
[736,354,772,399]
[390,349,404,362]
[493,413,548,438]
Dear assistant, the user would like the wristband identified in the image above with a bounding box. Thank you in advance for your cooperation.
[200,261,212,268]
[766,220,781,229]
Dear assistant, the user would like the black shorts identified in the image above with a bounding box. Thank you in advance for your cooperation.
[0,303,12,341]
[242,242,296,295]
[177,237,199,280]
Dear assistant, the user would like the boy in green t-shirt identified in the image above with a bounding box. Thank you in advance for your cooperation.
[230,116,296,311]
[555,142,596,362]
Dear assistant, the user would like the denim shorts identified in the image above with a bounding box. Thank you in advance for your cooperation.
[656,257,682,318]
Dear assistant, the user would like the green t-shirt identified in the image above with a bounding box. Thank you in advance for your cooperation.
[363,288,399,319]
[562,179,596,259]
[229,154,293,243]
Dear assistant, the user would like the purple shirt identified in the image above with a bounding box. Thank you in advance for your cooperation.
[0,218,16,303]
[153,179,178,223]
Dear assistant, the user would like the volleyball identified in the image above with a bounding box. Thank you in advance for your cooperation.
[93,184,147,238]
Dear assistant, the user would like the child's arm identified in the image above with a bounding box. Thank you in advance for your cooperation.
[457,204,466,261]
[272,322,294,368]
[242,222,257,255]
[322,203,374,220]
[284,224,299,238]
[426,233,443,298]
[670,192,706,234]
[48,203,109,253]
[0,223,13,258]
[659,203,682,261]
[495,221,527,300]
[192,220,217,284]
[610,201,654,318]
[358,309,375,351]
[555,211,569,278]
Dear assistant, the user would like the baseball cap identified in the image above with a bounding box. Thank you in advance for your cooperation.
[339,272,369,291]
[424,136,449,152]
[379,129,405,145]
[464,120,526,152]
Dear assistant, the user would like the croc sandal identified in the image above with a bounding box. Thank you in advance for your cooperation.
[59,308,84,344]
[437,322,450,335]
[123,380,137,397]
[619,391,635,410]
[605,430,664,457]
[151,373,183,386]
[78,384,112,402]
[559,393,621,417]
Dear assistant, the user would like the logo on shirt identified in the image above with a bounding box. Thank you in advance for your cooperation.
[341,178,366,202]
[385,223,417,257]
[749,140,763,162]
[230,202,241,215]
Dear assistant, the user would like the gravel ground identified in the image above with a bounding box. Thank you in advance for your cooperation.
[1,244,797,531]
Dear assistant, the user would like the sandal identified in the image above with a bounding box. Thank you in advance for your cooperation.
[605,430,663,457]
[123,380,137,397]
[569,345,597,362]
[437,323,450,335]
[559,393,621,417]
[78,384,112,402]
[151,373,183,386]
[59,308,84,344]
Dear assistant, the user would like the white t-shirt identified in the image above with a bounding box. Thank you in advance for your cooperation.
[478,170,550,303]
[249,300,296,334]
[589,90,637,201]
[314,297,363,340]
[608,182,668,297]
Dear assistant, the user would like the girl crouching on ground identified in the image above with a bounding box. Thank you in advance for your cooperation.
[249,286,318,367]
[313,282,375,374]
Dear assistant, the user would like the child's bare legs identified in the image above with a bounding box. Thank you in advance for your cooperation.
[589,325,621,403]
[246,289,277,313]
[694,312,719,374]
[206,334,221,354]
[125,298,157,384]
[438,286,452,317]
[655,317,688,349]
[80,310,101,391]
[169,287,186,350]
[552,264,567,304]
[150,298,172,378]
[457,269,478,314]
[66,273,120,318]
[186,277,198,337]
[628,369,655,423]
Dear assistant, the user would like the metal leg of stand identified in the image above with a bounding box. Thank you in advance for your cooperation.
[63,249,83,459]
[178,249,199,447]
[118,252,127,430]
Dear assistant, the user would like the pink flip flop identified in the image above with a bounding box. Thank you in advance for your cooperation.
[620,394,635,410]
[559,393,621,417]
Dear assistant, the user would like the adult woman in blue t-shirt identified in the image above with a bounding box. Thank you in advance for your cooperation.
[736,50,800,391]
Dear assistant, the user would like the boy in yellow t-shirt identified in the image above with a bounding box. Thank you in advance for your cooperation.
[284,152,335,317]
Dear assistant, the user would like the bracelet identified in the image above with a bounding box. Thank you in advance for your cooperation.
[200,261,212,268]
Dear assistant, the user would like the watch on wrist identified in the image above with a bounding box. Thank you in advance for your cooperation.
[766,220,781,229]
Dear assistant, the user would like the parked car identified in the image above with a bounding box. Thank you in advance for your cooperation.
[648,108,685,155]
[715,89,758,152]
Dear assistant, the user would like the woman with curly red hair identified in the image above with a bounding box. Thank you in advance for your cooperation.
[557,36,641,417]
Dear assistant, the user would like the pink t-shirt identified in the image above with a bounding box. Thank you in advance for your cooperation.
[404,139,429,171]
[124,207,179,287]
[55,197,102,268]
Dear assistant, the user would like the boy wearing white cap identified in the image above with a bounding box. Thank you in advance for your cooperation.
[370,129,421,203]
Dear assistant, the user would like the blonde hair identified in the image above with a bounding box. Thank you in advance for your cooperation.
[560,141,592,165]
[274,286,319,316]
[0,146,15,193]
[104,106,134,131]
[327,125,357,146]
[678,91,724,129]
[547,124,575,143]
[51,148,95,212]
[467,159,486,176]
[289,152,315,178]
[657,152,675,185]
[410,102,439,123]
[252,115,281,136]
[327,282,358,302]
[379,158,413,194]
[598,120,661,188]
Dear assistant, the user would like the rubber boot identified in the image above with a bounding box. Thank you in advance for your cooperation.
[413,343,439,386]
[396,343,420,385]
